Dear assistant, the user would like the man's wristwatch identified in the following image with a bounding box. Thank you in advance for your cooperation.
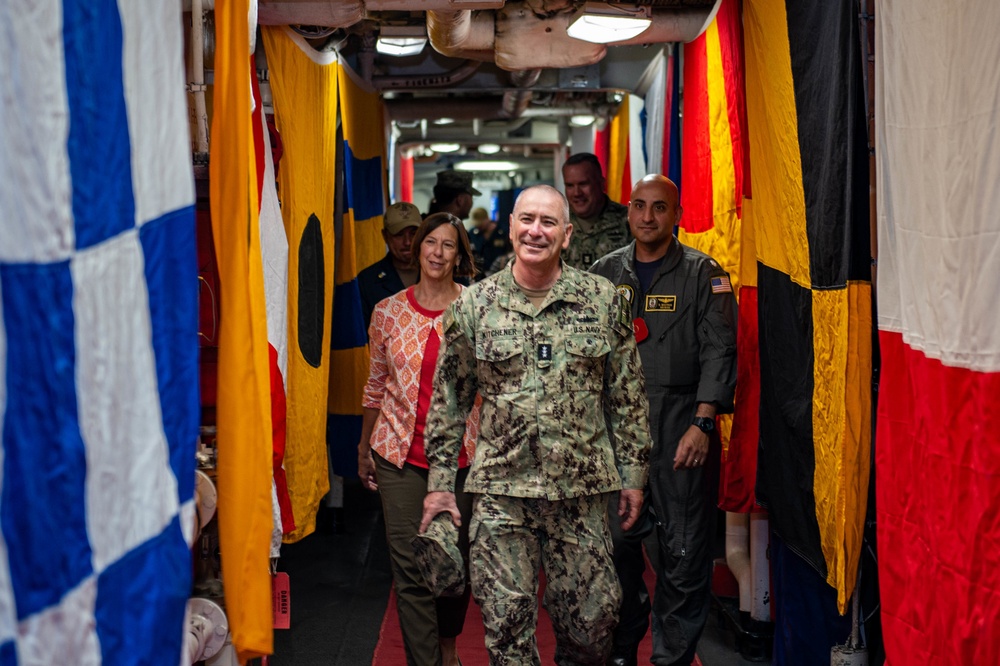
[692,416,716,434]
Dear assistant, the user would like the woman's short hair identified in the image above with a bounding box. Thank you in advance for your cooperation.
[410,212,478,279]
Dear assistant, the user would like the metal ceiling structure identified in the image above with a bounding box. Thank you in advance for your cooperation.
[191,0,721,205]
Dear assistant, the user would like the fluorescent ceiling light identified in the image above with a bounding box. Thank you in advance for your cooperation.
[567,3,652,44]
[477,143,502,155]
[376,25,427,57]
[454,160,520,171]
[433,117,455,125]
[429,142,461,153]
[570,114,596,127]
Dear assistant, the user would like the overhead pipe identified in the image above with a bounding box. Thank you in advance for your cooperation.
[426,8,497,62]
[493,2,606,70]
[386,97,511,122]
[374,59,483,90]
[509,67,541,88]
[257,0,364,27]
[388,98,611,125]
[615,5,722,46]
[394,117,529,143]
[499,68,541,119]
[189,0,209,164]
[367,0,504,8]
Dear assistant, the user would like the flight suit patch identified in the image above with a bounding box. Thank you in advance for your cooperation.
[711,276,733,293]
[645,295,677,312]
[616,284,635,305]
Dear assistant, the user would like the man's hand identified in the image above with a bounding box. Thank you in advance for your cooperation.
[420,491,461,533]
[618,489,644,531]
[673,426,709,471]
[358,447,378,491]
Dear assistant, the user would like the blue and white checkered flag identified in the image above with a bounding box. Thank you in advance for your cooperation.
[0,2,198,662]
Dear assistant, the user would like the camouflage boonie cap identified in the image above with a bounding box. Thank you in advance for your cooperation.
[383,201,421,235]
[411,513,466,597]
[436,169,482,196]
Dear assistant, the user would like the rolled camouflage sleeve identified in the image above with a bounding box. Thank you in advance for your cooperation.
[602,291,652,490]
[696,266,738,413]
[425,297,479,492]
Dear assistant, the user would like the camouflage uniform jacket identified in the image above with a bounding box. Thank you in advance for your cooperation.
[562,198,630,270]
[425,262,652,499]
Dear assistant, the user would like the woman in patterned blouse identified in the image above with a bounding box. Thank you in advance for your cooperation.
[359,212,478,666]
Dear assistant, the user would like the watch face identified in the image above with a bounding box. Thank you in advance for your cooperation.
[694,417,715,433]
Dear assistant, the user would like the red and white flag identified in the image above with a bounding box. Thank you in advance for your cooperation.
[876,1,1000,662]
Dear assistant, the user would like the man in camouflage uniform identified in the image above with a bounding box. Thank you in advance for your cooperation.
[561,153,630,270]
[420,185,652,665]
[590,175,737,666]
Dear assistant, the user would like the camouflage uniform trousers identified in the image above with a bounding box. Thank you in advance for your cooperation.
[469,492,622,666]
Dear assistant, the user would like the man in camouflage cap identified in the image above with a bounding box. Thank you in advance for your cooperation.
[420,184,652,664]
[427,169,481,221]
[561,153,631,270]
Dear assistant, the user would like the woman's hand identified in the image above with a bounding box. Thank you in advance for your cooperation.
[358,446,378,491]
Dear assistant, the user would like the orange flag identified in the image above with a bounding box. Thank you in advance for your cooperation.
[209,0,274,660]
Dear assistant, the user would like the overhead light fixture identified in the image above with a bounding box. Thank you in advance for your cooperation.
[454,160,520,171]
[429,143,461,153]
[566,3,652,44]
[433,117,455,125]
[477,143,502,155]
[570,114,596,127]
[376,25,427,57]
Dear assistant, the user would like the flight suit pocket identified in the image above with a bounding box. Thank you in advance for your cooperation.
[475,336,524,395]
[564,334,610,390]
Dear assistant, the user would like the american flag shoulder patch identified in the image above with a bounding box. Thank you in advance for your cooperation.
[711,275,733,294]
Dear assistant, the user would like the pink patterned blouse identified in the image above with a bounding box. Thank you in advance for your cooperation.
[362,287,478,468]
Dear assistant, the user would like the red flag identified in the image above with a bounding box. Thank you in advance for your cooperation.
[676,0,754,511]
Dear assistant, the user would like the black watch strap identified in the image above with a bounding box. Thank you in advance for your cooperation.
[692,416,715,433]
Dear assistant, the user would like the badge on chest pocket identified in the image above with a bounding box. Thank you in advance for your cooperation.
[645,295,676,312]
[537,341,553,368]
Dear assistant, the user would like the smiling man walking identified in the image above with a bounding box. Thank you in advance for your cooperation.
[421,185,652,665]
[591,175,737,666]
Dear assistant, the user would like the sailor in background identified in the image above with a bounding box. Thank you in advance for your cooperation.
[357,202,422,331]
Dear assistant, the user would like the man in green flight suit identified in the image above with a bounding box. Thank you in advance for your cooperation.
[561,153,631,270]
[590,174,737,666]
[420,184,653,665]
